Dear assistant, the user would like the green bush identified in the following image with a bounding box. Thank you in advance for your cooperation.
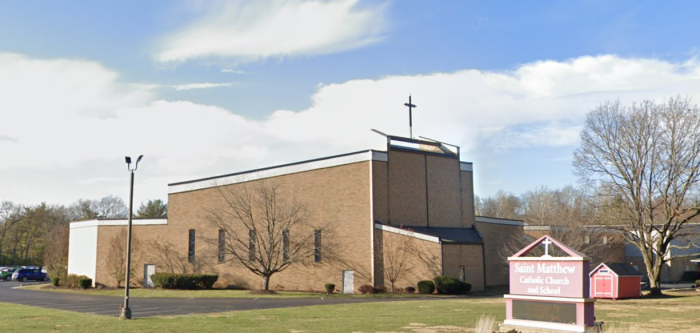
[324,283,335,293]
[459,281,472,294]
[51,277,60,287]
[434,275,463,294]
[78,277,92,289]
[151,273,218,290]
[417,280,435,294]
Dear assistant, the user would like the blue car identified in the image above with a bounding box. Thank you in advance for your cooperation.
[12,268,47,282]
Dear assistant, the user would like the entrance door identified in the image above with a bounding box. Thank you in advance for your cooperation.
[144,264,156,288]
[342,270,354,294]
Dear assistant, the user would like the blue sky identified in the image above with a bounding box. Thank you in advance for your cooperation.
[2,0,700,205]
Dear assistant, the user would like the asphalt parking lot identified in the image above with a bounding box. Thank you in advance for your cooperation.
[0,280,419,318]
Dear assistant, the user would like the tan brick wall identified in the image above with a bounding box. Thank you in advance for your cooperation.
[94,161,374,291]
[94,224,173,287]
[475,221,523,286]
[374,229,443,290]
[385,149,465,228]
[460,170,475,227]
[372,160,389,224]
[387,150,428,226]
[442,244,485,291]
[426,155,462,228]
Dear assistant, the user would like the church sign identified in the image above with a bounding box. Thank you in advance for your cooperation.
[503,236,596,333]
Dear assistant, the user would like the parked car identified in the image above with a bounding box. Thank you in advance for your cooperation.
[11,268,47,282]
[1,267,19,281]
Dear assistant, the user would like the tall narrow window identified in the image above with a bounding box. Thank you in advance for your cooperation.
[249,230,256,261]
[583,235,590,244]
[283,229,290,262]
[218,229,225,263]
[188,229,196,263]
[458,265,466,282]
[314,230,322,262]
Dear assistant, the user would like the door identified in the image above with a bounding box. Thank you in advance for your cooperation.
[144,264,156,288]
[594,273,612,297]
[342,270,354,294]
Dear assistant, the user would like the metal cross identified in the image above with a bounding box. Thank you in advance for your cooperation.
[404,95,416,138]
[542,238,553,258]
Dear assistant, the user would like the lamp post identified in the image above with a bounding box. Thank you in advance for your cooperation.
[120,155,142,320]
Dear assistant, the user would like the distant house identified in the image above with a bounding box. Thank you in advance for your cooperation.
[68,134,524,291]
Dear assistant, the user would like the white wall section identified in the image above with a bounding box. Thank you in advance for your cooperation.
[67,223,98,285]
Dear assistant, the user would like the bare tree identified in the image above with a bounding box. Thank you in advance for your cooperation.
[106,229,141,287]
[521,185,595,226]
[68,196,128,221]
[145,237,206,274]
[206,181,323,291]
[43,223,70,279]
[94,196,128,219]
[475,190,522,220]
[573,97,700,295]
[501,223,625,269]
[380,228,416,293]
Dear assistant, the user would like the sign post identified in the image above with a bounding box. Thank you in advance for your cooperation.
[502,235,596,333]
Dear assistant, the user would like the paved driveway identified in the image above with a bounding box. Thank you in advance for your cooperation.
[0,281,423,318]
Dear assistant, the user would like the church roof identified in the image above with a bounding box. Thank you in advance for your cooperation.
[409,226,483,245]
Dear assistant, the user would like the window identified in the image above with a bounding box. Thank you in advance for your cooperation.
[188,229,196,263]
[603,236,608,244]
[583,235,590,244]
[314,230,322,262]
[218,229,225,263]
[283,229,290,262]
[249,229,256,261]
[458,265,466,282]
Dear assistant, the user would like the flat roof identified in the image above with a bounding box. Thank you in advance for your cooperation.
[69,219,168,229]
[475,216,525,226]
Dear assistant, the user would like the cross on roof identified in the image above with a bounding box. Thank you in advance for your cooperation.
[404,95,416,138]
[542,238,553,258]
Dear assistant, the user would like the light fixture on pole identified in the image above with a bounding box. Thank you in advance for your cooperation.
[120,154,143,320]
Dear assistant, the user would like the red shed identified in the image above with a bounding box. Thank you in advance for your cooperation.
[589,263,642,299]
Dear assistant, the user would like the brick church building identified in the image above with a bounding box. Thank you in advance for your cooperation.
[68,134,523,292]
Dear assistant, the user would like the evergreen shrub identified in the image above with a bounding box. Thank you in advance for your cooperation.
[434,275,463,294]
[324,283,335,293]
[417,280,435,294]
[77,277,92,289]
[151,273,218,289]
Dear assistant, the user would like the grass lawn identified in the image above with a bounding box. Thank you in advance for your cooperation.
[5,289,700,332]
[0,298,503,333]
[21,284,446,299]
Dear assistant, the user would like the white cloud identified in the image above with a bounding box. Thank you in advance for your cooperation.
[173,82,233,90]
[4,53,700,205]
[155,0,388,64]
[221,69,245,74]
